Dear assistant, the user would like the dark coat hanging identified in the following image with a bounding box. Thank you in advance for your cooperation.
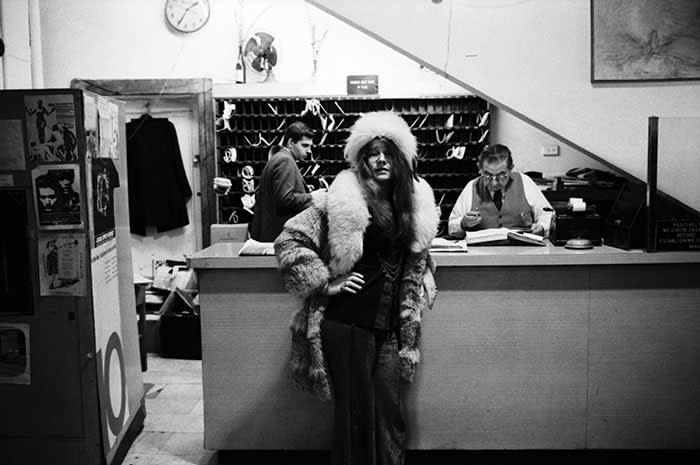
[126,116,192,235]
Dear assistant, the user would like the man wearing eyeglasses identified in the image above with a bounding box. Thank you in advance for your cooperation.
[448,144,553,238]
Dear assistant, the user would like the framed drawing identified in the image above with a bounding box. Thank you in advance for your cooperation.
[591,0,700,82]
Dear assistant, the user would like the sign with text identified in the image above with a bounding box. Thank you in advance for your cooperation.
[656,219,700,250]
[347,75,379,95]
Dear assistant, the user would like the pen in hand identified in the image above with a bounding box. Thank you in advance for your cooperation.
[461,210,482,229]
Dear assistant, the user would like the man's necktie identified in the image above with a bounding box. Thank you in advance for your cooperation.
[493,190,503,210]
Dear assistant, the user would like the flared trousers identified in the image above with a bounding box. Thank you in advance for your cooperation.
[321,319,406,465]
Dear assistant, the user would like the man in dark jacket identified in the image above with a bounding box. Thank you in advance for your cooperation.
[249,122,315,242]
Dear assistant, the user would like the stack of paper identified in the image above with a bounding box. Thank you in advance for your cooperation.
[465,228,545,246]
[430,237,468,252]
[238,239,276,256]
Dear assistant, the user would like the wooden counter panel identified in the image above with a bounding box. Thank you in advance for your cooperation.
[199,269,331,449]
[196,263,700,450]
[587,265,700,448]
[408,267,588,448]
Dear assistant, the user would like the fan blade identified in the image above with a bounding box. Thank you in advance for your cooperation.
[256,32,275,49]
[266,47,278,67]
[251,55,264,73]
[244,37,258,55]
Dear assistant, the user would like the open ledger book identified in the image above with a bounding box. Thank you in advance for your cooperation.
[465,228,546,246]
[430,237,468,253]
[238,238,276,256]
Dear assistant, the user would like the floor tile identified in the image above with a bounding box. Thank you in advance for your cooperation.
[147,391,200,414]
[149,452,215,465]
[189,399,204,415]
[159,432,207,456]
[130,431,173,455]
[122,453,155,465]
[143,371,202,384]
[129,354,210,463]
[144,413,204,433]
[159,382,203,398]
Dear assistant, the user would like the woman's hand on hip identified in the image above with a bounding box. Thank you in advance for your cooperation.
[324,272,365,296]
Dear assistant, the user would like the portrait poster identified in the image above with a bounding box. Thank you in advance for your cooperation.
[97,97,120,159]
[88,158,120,248]
[84,95,99,160]
[0,119,26,170]
[38,233,86,296]
[90,233,131,460]
[591,0,700,81]
[24,94,79,163]
[0,323,31,385]
[31,164,83,229]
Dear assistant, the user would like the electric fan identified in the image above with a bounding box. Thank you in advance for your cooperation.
[244,32,278,82]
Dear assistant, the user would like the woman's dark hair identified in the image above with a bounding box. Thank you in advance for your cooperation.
[357,137,416,247]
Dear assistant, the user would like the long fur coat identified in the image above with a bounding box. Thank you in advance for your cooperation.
[274,169,439,401]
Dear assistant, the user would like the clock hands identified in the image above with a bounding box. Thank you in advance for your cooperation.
[177,1,199,26]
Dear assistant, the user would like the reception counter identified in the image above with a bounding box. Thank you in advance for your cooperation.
[189,242,700,451]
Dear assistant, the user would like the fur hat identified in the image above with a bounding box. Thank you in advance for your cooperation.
[344,111,417,168]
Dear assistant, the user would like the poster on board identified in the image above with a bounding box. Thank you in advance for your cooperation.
[91,232,130,461]
[31,164,83,229]
[97,97,120,159]
[38,233,86,296]
[84,94,98,160]
[89,158,120,248]
[24,94,78,163]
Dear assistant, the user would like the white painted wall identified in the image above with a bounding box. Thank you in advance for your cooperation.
[30,0,603,175]
[0,0,32,88]
[493,107,609,178]
[37,0,464,96]
[310,0,700,185]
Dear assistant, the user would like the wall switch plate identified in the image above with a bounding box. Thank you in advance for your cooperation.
[542,144,560,156]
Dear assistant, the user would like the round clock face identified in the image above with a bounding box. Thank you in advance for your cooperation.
[164,0,211,33]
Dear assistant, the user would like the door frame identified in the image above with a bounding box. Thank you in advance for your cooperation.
[70,78,216,247]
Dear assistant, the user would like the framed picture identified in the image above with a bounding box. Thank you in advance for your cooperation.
[591,0,700,82]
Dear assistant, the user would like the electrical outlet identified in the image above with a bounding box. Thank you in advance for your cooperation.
[541,144,560,156]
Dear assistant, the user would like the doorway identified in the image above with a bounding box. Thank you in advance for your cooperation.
[70,78,216,276]
[125,97,201,276]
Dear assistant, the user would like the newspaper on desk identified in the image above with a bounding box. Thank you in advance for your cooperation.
[238,238,276,256]
[430,237,468,253]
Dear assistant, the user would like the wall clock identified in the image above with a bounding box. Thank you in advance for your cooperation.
[164,0,211,33]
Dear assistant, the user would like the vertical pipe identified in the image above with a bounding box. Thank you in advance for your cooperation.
[0,1,6,88]
[28,0,43,88]
[646,116,658,252]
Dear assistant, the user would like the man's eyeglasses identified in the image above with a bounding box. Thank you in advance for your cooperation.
[481,172,509,183]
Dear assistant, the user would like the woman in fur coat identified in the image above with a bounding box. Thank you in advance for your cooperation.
[275,111,439,465]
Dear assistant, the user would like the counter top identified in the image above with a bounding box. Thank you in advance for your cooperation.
[188,241,700,269]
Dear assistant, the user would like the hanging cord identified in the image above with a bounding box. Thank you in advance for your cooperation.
[443,0,453,74]
[125,38,188,142]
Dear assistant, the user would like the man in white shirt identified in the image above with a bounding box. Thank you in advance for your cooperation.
[448,144,553,238]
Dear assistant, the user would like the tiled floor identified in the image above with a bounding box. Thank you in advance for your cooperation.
[123,354,216,465]
[118,354,700,465]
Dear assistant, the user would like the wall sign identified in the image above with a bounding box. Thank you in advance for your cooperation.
[656,219,700,250]
[347,75,379,95]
